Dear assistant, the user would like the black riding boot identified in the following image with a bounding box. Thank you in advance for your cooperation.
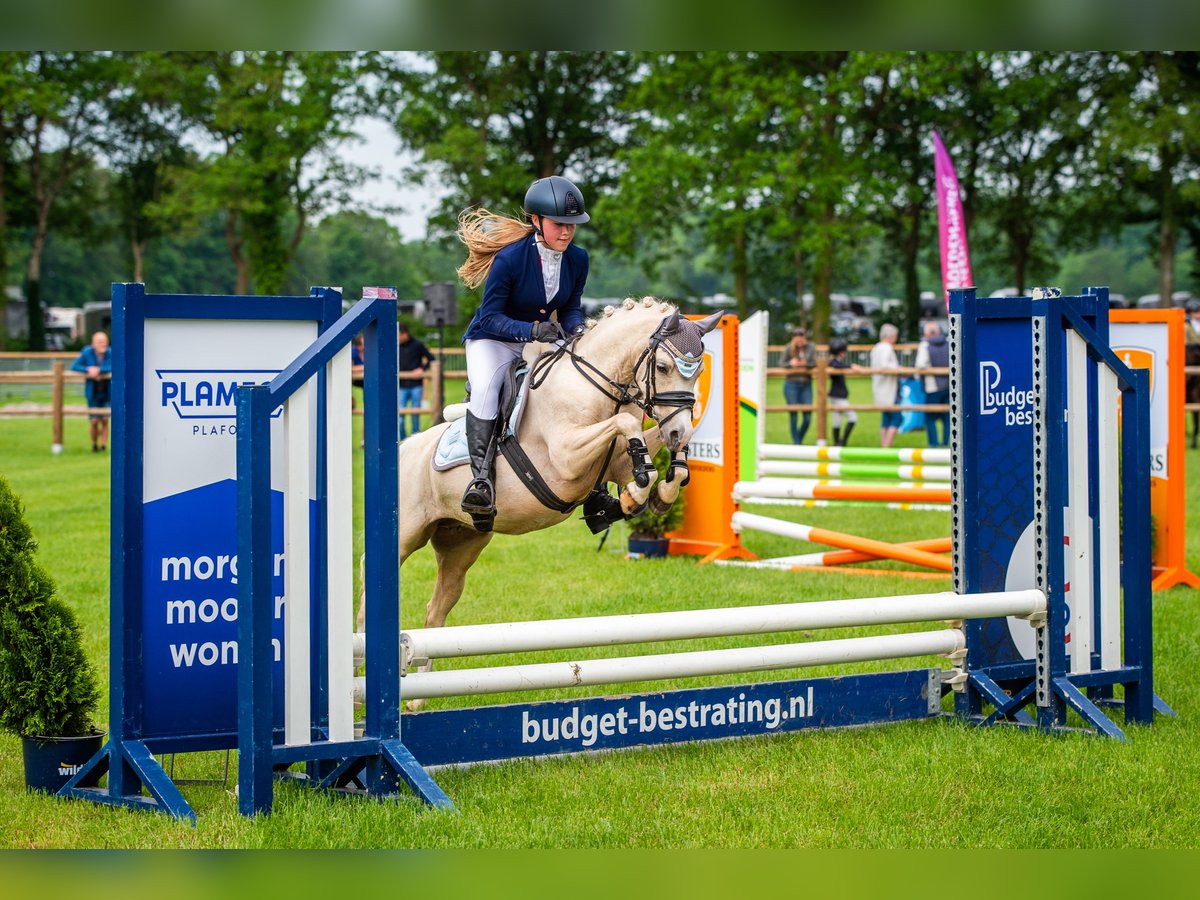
[839,422,855,446]
[832,427,841,447]
[461,411,497,530]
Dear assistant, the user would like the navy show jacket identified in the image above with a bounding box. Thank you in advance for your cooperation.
[462,236,588,343]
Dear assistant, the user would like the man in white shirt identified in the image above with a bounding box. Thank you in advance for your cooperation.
[869,323,901,448]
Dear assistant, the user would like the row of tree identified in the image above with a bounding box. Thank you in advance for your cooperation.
[3,51,1198,348]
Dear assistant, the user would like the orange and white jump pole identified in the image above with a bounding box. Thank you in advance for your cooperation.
[729,511,953,572]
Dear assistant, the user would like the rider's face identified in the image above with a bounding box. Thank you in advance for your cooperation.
[536,217,576,251]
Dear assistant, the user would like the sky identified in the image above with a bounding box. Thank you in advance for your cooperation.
[342,115,445,242]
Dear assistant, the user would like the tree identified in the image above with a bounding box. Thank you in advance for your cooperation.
[105,52,193,284]
[853,52,958,334]
[157,51,370,295]
[1093,51,1200,304]
[3,52,115,349]
[0,52,31,344]
[384,51,637,236]
[970,53,1098,293]
[603,52,774,320]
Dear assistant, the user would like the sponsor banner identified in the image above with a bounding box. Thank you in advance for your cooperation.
[1110,322,1169,479]
[669,315,749,558]
[969,316,1042,664]
[140,317,318,739]
[1109,309,1199,589]
[402,670,937,767]
[933,131,973,306]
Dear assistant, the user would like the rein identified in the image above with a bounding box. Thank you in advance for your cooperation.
[502,317,698,515]
[528,327,696,430]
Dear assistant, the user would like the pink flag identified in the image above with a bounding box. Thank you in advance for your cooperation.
[933,131,973,309]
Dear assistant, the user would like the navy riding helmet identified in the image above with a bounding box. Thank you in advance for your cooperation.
[524,175,590,224]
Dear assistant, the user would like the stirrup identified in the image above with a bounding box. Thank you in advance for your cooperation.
[461,478,495,515]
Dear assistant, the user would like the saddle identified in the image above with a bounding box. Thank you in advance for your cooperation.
[432,359,632,533]
[432,360,531,471]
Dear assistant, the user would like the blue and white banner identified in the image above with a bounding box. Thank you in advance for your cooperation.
[140,318,317,739]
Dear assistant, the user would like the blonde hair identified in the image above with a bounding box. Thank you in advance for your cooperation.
[456,208,535,290]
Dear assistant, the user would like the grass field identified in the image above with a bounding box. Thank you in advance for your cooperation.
[2,374,1199,849]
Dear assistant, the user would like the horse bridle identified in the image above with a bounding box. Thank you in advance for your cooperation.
[526,317,700,489]
[528,320,699,428]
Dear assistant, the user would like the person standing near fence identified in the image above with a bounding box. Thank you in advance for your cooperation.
[1186,298,1200,344]
[398,323,434,441]
[827,337,858,446]
[71,330,112,452]
[869,323,901,448]
[783,326,816,444]
[915,320,950,447]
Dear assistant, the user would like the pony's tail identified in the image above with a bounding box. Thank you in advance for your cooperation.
[456,208,534,290]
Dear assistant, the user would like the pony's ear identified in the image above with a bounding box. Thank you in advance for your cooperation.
[659,310,682,335]
[695,311,724,334]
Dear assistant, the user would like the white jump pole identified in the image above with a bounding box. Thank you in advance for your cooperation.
[1097,364,1121,671]
[356,629,968,701]
[1066,330,1094,674]
[351,590,1044,664]
[325,347,355,742]
[283,381,312,746]
[759,444,952,464]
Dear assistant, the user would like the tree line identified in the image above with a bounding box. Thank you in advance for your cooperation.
[2,50,1198,349]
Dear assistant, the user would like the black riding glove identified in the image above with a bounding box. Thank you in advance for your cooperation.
[531,321,564,343]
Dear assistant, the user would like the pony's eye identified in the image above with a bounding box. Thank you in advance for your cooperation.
[656,361,670,375]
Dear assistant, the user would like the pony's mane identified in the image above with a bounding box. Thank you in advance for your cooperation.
[584,296,676,335]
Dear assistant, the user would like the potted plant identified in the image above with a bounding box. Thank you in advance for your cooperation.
[625,446,687,559]
[0,476,102,793]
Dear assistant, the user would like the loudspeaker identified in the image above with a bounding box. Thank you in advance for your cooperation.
[422,282,457,327]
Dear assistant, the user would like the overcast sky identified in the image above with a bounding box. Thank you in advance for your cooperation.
[341,115,447,242]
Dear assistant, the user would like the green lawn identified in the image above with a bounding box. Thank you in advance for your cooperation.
[1,377,1199,848]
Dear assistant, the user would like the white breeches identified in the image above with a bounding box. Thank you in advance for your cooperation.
[465,338,525,419]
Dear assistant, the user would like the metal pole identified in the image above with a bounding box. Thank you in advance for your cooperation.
[358,630,969,701]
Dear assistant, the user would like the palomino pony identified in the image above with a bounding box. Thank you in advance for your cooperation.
[358,298,719,663]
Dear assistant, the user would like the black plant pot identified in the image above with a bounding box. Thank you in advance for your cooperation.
[21,731,104,794]
[627,536,670,559]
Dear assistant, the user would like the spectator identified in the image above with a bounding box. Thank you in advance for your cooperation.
[915,320,950,447]
[1186,298,1200,345]
[71,331,113,452]
[827,337,858,446]
[398,323,434,440]
[783,326,816,444]
[351,334,365,386]
[869,323,901,448]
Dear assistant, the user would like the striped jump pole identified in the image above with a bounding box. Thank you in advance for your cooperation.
[733,479,952,505]
[740,496,950,513]
[731,511,953,572]
[712,537,951,570]
[759,444,952,464]
[756,460,952,482]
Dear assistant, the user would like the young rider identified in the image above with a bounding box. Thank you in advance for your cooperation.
[455,175,591,527]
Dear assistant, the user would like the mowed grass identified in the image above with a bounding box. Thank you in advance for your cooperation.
[1,374,1199,848]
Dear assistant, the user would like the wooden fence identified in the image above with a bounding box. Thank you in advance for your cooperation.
[4,347,1197,452]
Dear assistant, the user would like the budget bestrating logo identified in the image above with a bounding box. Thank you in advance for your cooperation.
[979,361,1035,426]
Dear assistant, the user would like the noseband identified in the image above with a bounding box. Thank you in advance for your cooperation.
[528,317,701,429]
